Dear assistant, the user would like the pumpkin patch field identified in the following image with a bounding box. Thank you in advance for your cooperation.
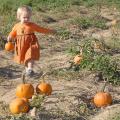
[0,0,120,120]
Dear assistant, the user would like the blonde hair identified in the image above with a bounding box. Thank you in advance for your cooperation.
[17,5,32,19]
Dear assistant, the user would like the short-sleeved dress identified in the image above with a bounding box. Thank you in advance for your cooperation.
[9,22,53,65]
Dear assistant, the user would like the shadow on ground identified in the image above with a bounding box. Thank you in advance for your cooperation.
[0,65,21,79]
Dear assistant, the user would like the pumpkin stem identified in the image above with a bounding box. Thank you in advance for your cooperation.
[22,73,26,84]
[41,72,47,83]
[101,79,108,92]
[79,46,83,56]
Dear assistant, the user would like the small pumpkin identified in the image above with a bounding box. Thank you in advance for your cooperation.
[9,98,29,114]
[36,74,52,96]
[93,92,112,107]
[93,81,112,107]
[5,42,14,51]
[16,74,34,99]
[36,82,52,95]
[74,55,83,64]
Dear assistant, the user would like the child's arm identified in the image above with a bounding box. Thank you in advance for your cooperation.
[32,23,56,34]
[7,25,17,42]
[7,35,13,42]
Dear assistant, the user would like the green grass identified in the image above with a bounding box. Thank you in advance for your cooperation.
[71,17,93,29]
[71,17,107,29]
[0,0,73,15]
[57,27,71,40]
[80,0,120,9]
[1,0,120,15]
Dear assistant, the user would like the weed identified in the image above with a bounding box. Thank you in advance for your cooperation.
[68,39,120,85]
[30,95,45,109]
[57,27,71,40]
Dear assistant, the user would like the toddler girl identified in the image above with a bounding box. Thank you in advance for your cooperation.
[7,5,55,76]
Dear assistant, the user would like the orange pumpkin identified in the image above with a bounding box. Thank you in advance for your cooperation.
[93,92,112,107]
[74,55,83,64]
[9,98,29,114]
[16,74,34,99]
[5,42,14,51]
[16,83,34,99]
[36,81,52,96]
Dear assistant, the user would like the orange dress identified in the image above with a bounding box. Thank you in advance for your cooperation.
[9,22,53,65]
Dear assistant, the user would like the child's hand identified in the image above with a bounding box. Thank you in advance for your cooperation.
[7,36,12,42]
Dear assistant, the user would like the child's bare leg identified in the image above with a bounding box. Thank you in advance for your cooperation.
[27,59,34,70]
[25,60,34,75]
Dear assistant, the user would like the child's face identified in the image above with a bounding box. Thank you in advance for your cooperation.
[20,12,31,23]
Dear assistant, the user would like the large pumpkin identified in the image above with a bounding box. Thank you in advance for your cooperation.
[93,92,112,107]
[16,74,34,99]
[9,98,29,114]
[74,55,83,64]
[36,81,52,96]
[5,42,14,51]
